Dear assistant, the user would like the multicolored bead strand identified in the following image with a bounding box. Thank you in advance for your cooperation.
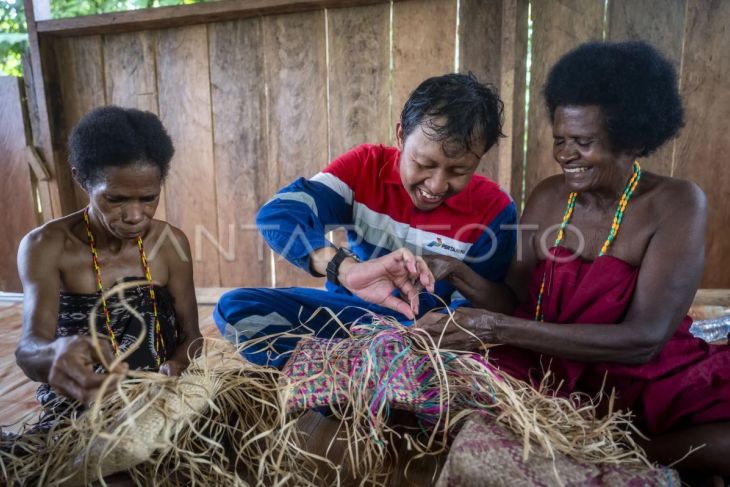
[599,161,641,256]
[534,161,642,322]
[138,237,165,364]
[83,207,164,366]
[534,192,577,321]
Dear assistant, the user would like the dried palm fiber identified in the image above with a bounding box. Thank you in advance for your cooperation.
[1,286,658,486]
[270,304,656,483]
[0,281,330,486]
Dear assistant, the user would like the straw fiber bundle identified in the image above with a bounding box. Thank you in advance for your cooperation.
[0,289,659,486]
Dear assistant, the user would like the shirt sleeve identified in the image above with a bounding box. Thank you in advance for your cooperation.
[256,146,366,273]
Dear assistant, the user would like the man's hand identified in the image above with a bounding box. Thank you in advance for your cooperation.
[48,336,128,404]
[339,248,435,319]
[414,308,498,349]
[422,254,464,282]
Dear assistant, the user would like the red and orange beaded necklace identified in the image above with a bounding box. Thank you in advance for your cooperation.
[83,207,165,366]
[534,161,642,321]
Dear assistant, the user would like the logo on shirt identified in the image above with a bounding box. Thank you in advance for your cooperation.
[427,237,466,255]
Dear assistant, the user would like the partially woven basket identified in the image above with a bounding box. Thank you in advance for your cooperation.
[63,374,214,485]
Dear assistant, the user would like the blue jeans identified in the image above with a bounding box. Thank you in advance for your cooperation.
[213,287,421,367]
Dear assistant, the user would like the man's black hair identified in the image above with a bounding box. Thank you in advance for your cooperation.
[544,41,684,156]
[400,73,505,157]
[69,105,174,187]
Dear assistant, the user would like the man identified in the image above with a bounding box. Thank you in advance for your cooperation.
[215,73,517,366]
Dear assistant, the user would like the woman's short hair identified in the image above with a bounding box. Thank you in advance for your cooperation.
[544,41,684,156]
[69,106,174,187]
[400,72,505,157]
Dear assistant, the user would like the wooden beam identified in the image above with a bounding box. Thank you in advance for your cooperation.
[691,289,730,308]
[36,0,389,37]
[25,146,50,181]
[23,0,73,218]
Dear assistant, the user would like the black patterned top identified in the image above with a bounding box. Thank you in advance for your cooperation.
[36,277,178,406]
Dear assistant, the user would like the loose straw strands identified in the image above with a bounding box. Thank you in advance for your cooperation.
[1,339,328,486]
[1,286,655,486]
[274,311,650,467]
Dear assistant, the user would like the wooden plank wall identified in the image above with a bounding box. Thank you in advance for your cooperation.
[0,78,37,292]
[28,0,730,288]
[38,0,519,288]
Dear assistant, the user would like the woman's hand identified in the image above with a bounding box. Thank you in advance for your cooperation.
[339,248,435,319]
[48,336,128,404]
[414,308,499,349]
[422,254,464,282]
[159,359,187,377]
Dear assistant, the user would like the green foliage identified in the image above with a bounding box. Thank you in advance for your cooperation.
[0,0,27,76]
[51,0,208,18]
[0,0,208,76]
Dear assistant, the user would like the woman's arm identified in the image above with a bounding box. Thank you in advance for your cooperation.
[159,225,202,376]
[421,255,518,313]
[418,180,707,365]
[15,227,123,402]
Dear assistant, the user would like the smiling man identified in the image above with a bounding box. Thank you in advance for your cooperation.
[214,73,517,367]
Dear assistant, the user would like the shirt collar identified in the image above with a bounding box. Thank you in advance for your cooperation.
[380,148,474,214]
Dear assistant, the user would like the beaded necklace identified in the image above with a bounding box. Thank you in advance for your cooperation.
[534,161,642,321]
[83,207,165,366]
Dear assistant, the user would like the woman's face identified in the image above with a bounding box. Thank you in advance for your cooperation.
[552,105,634,194]
[85,162,162,240]
[397,122,483,211]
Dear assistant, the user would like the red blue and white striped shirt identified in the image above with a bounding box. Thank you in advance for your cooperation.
[257,144,517,307]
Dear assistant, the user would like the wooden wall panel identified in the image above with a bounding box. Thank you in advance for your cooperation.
[459,0,528,205]
[327,3,391,157]
[156,25,220,286]
[506,0,529,210]
[51,35,107,210]
[524,0,604,200]
[103,31,168,221]
[209,19,271,287]
[673,0,730,288]
[459,0,503,185]
[21,53,54,222]
[263,11,329,287]
[607,0,687,177]
[0,78,36,292]
[392,0,456,143]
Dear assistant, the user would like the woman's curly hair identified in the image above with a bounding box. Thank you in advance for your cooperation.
[69,106,174,187]
[544,41,684,156]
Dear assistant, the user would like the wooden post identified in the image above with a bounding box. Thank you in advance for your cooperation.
[23,0,76,218]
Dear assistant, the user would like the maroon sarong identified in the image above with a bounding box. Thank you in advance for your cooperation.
[490,246,730,434]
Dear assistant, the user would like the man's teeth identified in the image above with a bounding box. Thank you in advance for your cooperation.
[418,188,443,201]
[564,166,590,174]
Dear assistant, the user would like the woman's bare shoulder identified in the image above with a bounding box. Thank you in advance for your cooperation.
[641,172,706,219]
[21,211,84,254]
[521,175,567,223]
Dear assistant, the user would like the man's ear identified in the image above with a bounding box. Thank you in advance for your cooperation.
[395,123,405,151]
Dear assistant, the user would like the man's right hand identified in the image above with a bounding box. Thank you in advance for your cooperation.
[48,336,128,404]
[338,248,435,319]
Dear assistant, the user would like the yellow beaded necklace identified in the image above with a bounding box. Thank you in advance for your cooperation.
[534,161,642,321]
[83,207,165,366]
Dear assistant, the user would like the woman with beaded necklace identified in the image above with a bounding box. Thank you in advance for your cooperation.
[416,41,730,478]
[15,106,201,414]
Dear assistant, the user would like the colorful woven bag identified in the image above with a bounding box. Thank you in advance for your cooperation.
[281,328,427,412]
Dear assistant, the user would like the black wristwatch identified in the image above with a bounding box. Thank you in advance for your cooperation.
[326,247,360,286]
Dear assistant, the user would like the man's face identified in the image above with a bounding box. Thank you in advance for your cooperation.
[397,122,484,211]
